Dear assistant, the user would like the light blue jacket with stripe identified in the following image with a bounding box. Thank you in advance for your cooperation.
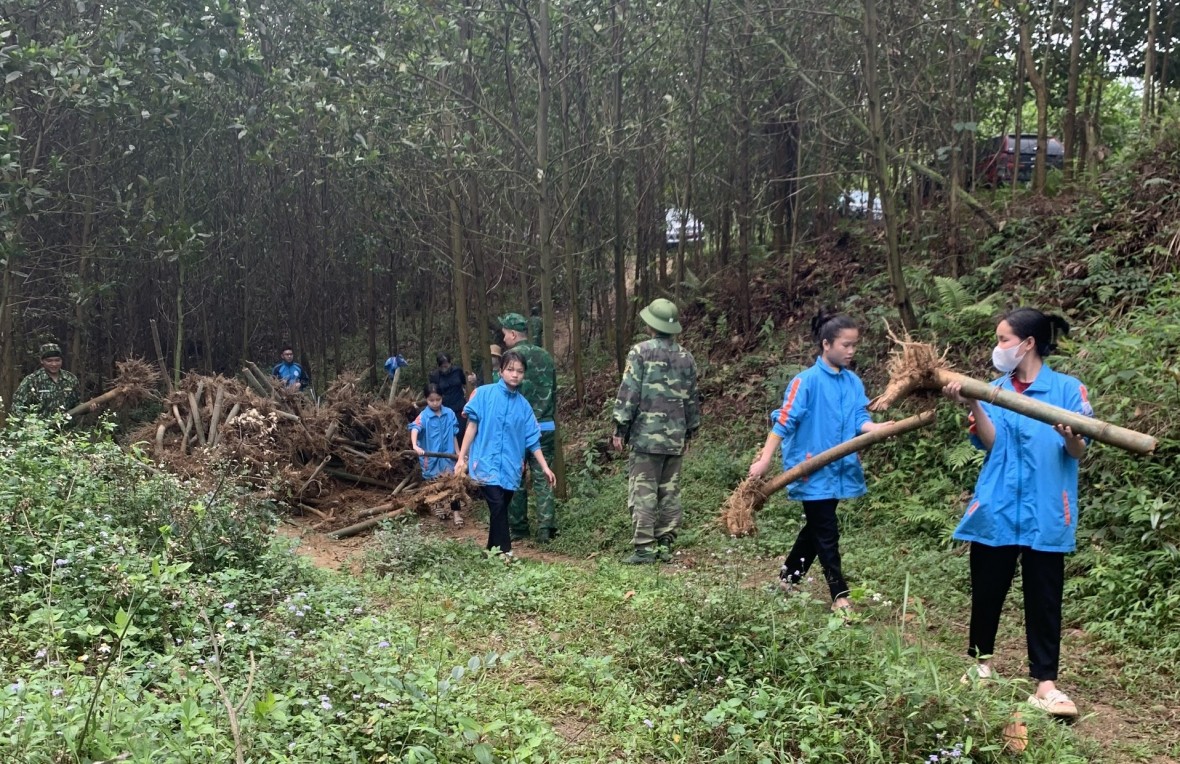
[463,379,541,490]
[771,357,872,501]
[954,364,1092,553]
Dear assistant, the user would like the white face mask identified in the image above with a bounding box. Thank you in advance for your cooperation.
[991,342,1027,373]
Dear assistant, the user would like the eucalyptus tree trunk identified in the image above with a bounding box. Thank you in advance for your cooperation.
[536,0,556,359]
[1064,0,1085,180]
[674,0,711,303]
[862,0,917,331]
[1143,0,1158,129]
[559,8,585,408]
[611,0,627,374]
[1018,11,1051,195]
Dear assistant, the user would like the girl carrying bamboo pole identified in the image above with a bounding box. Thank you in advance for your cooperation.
[409,383,462,526]
[747,313,892,612]
[943,308,1090,719]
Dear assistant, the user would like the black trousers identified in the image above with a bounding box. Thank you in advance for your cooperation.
[968,542,1065,681]
[482,485,516,554]
[781,499,849,601]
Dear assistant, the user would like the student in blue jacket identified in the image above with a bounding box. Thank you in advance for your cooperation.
[748,313,891,612]
[456,350,556,556]
[272,346,311,392]
[944,308,1090,719]
[409,383,462,526]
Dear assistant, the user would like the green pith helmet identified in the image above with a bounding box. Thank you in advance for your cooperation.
[499,313,528,332]
[40,342,63,359]
[639,298,682,335]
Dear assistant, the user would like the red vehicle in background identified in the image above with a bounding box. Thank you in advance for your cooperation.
[975,134,1065,186]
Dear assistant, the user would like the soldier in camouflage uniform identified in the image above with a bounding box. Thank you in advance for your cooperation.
[10,343,86,419]
[500,313,560,543]
[612,298,700,564]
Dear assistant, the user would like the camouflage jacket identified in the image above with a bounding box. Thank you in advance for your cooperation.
[612,336,700,455]
[512,340,557,424]
[11,368,81,418]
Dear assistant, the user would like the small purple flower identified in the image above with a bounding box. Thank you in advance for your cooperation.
[378,640,390,649]
[11,565,25,575]
[54,559,69,567]
[319,695,332,710]
[643,719,654,729]
[51,688,64,697]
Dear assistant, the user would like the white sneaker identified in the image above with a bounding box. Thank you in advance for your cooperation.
[1027,689,1078,718]
[960,663,994,685]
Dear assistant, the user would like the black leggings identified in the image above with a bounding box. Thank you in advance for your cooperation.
[781,499,849,601]
[968,542,1065,681]
[482,485,516,554]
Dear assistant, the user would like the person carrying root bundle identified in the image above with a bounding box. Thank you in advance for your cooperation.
[747,314,892,612]
[943,308,1091,719]
[11,343,94,420]
[410,383,462,527]
[456,350,556,557]
[611,298,700,565]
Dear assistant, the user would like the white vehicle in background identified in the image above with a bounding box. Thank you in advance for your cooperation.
[665,208,704,248]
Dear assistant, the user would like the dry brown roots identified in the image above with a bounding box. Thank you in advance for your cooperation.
[720,477,767,537]
[868,326,952,412]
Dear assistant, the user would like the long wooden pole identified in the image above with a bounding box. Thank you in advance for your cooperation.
[759,410,937,497]
[932,369,1157,455]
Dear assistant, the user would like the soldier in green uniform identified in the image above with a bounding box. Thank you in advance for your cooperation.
[611,299,700,564]
[10,343,87,419]
[500,313,559,543]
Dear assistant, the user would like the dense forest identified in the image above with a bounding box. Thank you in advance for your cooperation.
[0,0,1171,407]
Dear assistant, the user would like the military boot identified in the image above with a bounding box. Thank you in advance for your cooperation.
[656,535,674,562]
[623,547,657,565]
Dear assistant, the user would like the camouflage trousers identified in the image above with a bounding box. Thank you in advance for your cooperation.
[509,431,557,535]
[628,451,683,548]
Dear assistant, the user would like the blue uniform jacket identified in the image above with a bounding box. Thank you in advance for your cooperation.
[954,364,1092,553]
[463,380,541,490]
[408,406,459,480]
[771,357,872,501]
[272,361,310,389]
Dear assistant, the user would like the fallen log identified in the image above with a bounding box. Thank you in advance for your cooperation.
[65,359,161,417]
[246,361,275,398]
[324,468,400,490]
[869,332,1157,455]
[720,410,937,537]
[329,507,412,539]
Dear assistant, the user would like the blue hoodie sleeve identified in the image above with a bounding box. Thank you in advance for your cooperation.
[524,414,542,453]
[771,374,810,440]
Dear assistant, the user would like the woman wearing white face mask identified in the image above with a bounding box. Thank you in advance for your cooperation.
[943,308,1093,719]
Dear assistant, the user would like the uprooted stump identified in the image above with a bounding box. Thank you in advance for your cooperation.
[720,410,938,537]
[67,358,161,416]
[870,331,1158,455]
[327,473,479,538]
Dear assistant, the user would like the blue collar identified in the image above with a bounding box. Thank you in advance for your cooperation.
[1007,362,1054,393]
[496,378,522,397]
[814,356,845,376]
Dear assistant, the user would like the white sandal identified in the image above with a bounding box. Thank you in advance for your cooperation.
[1027,688,1078,718]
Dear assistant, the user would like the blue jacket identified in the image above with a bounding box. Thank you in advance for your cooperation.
[462,379,541,490]
[954,364,1092,553]
[771,357,872,501]
[272,361,310,389]
[408,406,459,479]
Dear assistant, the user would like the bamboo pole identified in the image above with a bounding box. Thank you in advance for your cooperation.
[245,361,274,398]
[155,424,167,457]
[387,366,402,405]
[149,319,173,395]
[931,369,1157,455]
[720,411,937,536]
[759,410,937,497]
[187,392,207,446]
[240,368,270,397]
[329,507,412,539]
[207,384,226,447]
[65,387,123,417]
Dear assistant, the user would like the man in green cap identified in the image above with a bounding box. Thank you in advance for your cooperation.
[500,312,559,543]
[10,343,86,419]
[612,298,700,564]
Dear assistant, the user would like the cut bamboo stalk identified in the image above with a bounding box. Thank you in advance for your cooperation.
[216,403,241,447]
[207,384,226,448]
[246,361,274,398]
[387,366,402,405]
[720,410,937,537]
[155,424,167,457]
[240,368,270,397]
[402,450,458,460]
[297,503,330,521]
[329,507,411,539]
[932,369,1156,455]
[187,392,207,446]
[868,333,1158,455]
[66,387,125,417]
[324,468,399,490]
[149,319,173,394]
